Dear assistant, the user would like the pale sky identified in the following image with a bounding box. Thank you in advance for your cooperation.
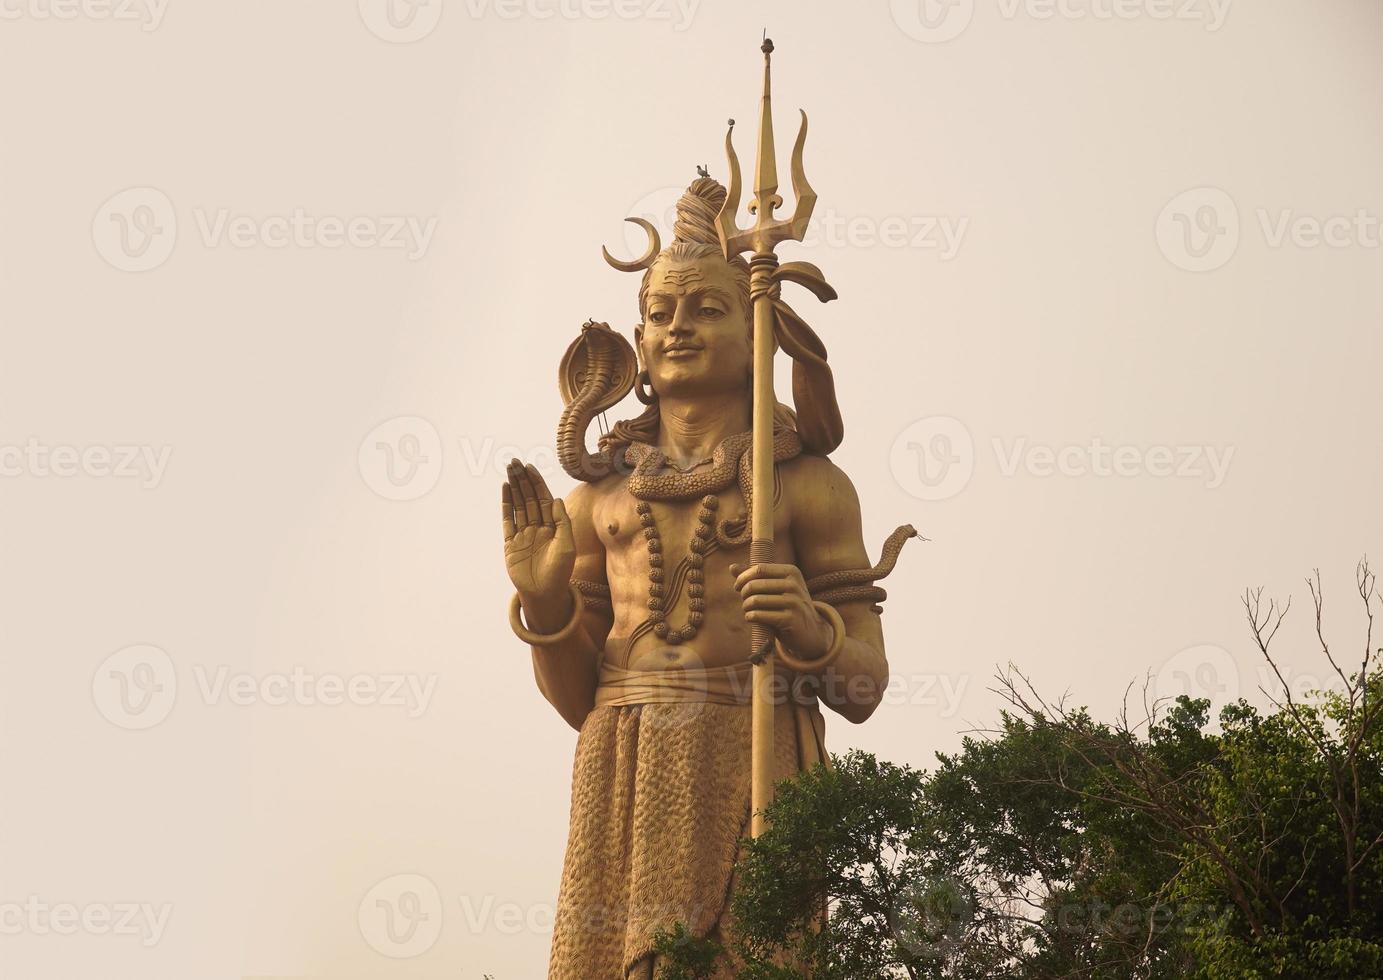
[2,1,1381,976]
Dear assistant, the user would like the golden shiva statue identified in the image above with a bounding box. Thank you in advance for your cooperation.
[500,40,918,979]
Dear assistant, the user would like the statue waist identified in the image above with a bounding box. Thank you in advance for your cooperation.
[594,660,819,708]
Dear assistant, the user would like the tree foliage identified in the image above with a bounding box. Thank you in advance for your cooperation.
[655,560,1383,979]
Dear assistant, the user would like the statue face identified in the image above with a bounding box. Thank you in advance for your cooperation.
[636,256,751,400]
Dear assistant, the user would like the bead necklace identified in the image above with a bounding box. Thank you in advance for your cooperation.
[636,494,718,644]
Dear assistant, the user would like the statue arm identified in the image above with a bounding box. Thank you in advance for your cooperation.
[526,482,612,731]
[787,456,889,724]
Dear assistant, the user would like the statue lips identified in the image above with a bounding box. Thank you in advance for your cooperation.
[663,343,704,360]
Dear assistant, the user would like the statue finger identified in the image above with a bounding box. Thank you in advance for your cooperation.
[506,460,529,530]
[553,498,574,548]
[740,578,792,597]
[514,463,543,527]
[526,463,555,526]
[743,593,793,611]
[501,482,518,541]
[745,609,791,627]
[731,562,798,593]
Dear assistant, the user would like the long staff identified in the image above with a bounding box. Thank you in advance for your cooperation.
[715,38,823,838]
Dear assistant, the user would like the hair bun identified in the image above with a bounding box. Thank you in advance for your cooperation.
[672,177,727,246]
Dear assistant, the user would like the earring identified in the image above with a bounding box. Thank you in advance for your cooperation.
[635,369,656,405]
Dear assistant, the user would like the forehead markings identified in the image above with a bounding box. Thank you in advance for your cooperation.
[660,267,705,296]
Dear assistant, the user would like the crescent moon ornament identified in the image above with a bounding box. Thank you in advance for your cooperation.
[601,217,662,273]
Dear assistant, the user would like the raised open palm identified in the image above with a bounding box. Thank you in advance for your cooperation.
[501,459,575,603]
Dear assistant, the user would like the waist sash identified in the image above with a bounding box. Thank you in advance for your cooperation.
[594,661,819,708]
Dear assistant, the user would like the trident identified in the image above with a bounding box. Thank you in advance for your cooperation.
[717,37,836,838]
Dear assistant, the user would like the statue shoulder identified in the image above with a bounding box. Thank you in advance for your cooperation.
[562,472,627,524]
[781,451,857,489]
[781,452,863,522]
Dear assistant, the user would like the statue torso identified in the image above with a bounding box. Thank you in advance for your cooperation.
[589,459,801,673]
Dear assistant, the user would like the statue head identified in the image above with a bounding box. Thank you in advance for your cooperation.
[632,180,753,402]
[555,175,842,484]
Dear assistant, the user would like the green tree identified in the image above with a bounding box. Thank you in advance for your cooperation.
[655,560,1383,978]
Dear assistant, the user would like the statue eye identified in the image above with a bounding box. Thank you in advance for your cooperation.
[699,307,724,319]
[648,310,671,323]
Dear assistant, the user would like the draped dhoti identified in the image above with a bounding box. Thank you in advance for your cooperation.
[547,661,828,979]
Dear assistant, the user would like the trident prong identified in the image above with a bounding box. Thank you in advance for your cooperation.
[716,38,818,260]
